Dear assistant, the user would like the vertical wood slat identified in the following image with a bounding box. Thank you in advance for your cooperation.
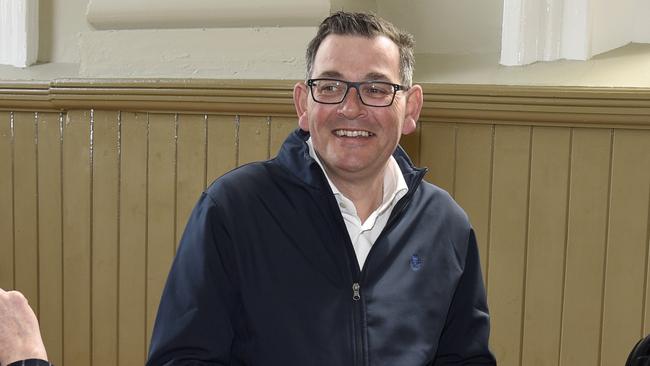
[238,116,271,166]
[91,110,120,366]
[37,112,64,366]
[269,117,297,158]
[399,123,421,166]
[521,127,571,366]
[560,128,612,366]
[206,115,237,185]
[420,123,456,194]
[0,112,14,290]
[13,112,38,314]
[175,114,207,247]
[487,125,531,366]
[118,112,148,365]
[146,113,177,351]
[62,110,92,366]
[600,129,650,366]
[453,124,493,281]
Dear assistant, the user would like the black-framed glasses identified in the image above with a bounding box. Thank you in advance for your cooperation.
[307,78,409,107]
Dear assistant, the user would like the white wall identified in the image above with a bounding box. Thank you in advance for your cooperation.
[2,0,650,86]
[377,0,503,54]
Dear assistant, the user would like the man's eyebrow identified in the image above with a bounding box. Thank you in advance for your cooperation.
[316,71,343,78]
[364,72,391,81]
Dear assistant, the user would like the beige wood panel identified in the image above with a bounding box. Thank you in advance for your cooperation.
[269,116,297,158]
[521,127,571,366]
[600,129,650,366]
[647,224,650,337]
[420,122,456,194]
[560,128,612,366]
[146,113,177,351]
[487,125,531,366]
[62,109,92,366]
[13,112,39,313]
[175,113,207,247]
[238,116,271,166]
[206,115,237,184]
[37,112,64,366]
[0,112,14,290]
[118,112,148,365]
[453,124,494,281]
[400,123,421,166]
[91,110,120,366]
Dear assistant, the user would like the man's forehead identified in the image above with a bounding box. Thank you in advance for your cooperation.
[312,35,400,81]
[316,70,392,81]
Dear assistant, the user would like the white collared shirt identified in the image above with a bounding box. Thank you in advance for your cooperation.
[307,138,408,269]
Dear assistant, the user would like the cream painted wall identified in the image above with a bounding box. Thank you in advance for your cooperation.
[2,0,650,87]
[377,0,503,54]
[38,0,93,63]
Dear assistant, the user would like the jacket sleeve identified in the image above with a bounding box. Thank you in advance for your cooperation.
[146,193,241,366]
[433,229,497,366]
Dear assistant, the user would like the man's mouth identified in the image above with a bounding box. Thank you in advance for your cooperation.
[334,129,374,137]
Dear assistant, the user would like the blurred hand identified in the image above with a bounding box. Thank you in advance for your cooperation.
[0,288,48,365]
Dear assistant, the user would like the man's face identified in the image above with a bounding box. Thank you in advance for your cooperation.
[294,34,423,183]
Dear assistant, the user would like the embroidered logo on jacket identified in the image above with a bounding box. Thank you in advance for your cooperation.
[410,254,423,271]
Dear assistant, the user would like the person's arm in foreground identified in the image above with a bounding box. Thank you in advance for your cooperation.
[433,230,497,366]
[147,193,240,366]
[0,288,51,366]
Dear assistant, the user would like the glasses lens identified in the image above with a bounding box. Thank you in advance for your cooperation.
[359,82,394,106]
[312,80,347,103]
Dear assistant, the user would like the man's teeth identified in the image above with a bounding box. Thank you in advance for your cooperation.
[335,130,373,137]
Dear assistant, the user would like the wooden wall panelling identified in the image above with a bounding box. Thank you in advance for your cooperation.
[399,122,421,166]
[206,115,237,185]
[560,128,612,366]
[37,112,64,366]
[146,113,177,351]
[600,129,650,366]
[269,116,297,158]
[238,116,271,166]
[175,113,208,248]
[91,110,120,366]
[13,112,38,314]
[420,122,456,194]
[0,112,14,290]
[453,124,494,282]
[487,125,532,366]
[62,110,92,366]
[647,216,650,337]
[118,112,148,365]
[521,127,571,366]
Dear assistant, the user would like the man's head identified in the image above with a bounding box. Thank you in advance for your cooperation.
[293,12,423,185]
[305,12,416,87]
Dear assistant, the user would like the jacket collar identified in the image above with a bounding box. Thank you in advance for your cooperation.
[275,128,427,191]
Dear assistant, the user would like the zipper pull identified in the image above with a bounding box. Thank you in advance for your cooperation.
[352,282,361,301]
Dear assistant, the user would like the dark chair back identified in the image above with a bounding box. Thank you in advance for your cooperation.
[627,334,650,366]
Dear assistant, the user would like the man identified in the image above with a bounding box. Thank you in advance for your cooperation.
[0,289,50,366]
[1,11,495,366]
[148,11,495,366]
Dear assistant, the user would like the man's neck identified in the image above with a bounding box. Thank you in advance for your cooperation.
[323,164,386,223]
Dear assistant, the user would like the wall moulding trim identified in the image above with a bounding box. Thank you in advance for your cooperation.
[1,79,650,128]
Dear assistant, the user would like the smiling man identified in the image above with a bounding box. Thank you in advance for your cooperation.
[147,11,496,366]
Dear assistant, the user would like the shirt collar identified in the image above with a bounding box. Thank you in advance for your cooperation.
[306,137,408,219]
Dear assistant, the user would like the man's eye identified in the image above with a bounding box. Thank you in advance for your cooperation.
[319,83,341,93]
[363,84,391,96]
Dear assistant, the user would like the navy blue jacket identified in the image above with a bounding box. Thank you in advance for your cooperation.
[147,129,496,366]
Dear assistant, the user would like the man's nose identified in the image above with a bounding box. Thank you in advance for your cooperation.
[337,87,364,118]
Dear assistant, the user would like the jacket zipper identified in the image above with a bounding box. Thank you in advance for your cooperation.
[319,158,426,366]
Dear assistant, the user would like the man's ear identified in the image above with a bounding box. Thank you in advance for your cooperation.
[402,84,423,135]
[293,82,310,131]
